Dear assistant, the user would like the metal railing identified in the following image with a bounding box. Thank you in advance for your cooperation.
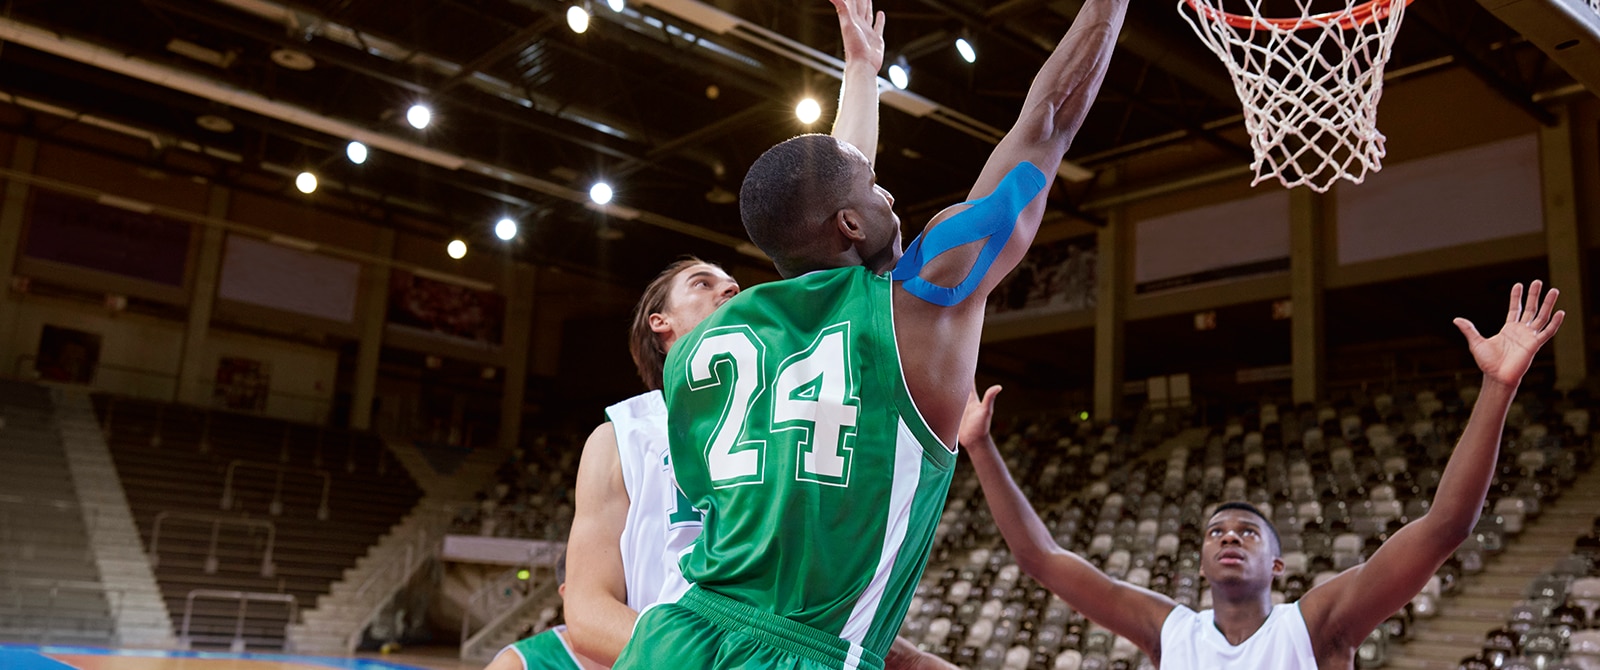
[149,511,276,577]
[178,589,297,653]
[220,460,331,520]
[458,561,557,654]
[339,513,453,653]
[0,577,124,646]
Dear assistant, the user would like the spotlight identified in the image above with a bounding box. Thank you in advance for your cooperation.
[955,37,976,64]
[346,141,368,164]
[495,218,518,241]
[295,171,317,194]
[887,56,910,90]
[607,0,625,11]
[567,5,590,33]
[406,104,432,129]
[447,239,467,259]
[795,98,821,125]
[590,182,613,205]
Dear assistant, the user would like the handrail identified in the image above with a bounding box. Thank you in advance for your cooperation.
[221,459,331,520]
[460,571,561,660]
[337,507,461,653]
[149,511,276,577]
[1,578,124,647]
[179,589,297,653]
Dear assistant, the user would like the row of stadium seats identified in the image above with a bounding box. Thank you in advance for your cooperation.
[900,385,1593,669]
[92,394,422,651]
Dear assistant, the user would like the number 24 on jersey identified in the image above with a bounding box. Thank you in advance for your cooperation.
[685,323,860,489]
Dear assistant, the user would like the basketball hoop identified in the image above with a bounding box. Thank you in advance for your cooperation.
[1179,0,1415,192]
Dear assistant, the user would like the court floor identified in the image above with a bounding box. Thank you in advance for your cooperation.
[0,645,465,670]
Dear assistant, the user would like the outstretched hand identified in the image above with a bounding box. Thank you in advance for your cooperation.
[830,0,886,72]
[959,385,1002,449]
[1454,281,1564,388]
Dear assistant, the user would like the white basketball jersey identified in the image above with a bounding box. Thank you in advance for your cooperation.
[1160,602,1317,669]
[607,390,702,611]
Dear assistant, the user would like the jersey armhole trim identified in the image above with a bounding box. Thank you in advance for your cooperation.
[877,269,957,467]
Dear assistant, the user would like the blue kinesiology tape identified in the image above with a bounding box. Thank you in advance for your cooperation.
[890,161,1048,306]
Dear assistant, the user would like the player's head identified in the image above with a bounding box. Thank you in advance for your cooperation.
[628,257,740,390]
[740,134,900,278]
[1200,501,1284,591]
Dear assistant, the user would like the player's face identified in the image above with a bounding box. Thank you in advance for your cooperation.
[1199,509,1282,588]
[840,143,901,272]
[659,263,740,342]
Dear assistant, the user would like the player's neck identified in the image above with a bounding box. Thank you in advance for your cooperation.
[1209,590,1275,645]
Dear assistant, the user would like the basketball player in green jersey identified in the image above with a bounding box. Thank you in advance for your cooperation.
[961,283,1564,669]
[557,1,951,667]
[612,0,1130,666]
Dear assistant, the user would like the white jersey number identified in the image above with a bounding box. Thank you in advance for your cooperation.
[772,324,858,486]
[687,323,859,489]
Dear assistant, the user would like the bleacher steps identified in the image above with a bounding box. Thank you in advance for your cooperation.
[1383,463,1600,670]
[53,389,177,649]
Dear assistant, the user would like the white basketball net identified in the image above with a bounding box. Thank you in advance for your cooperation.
[1178,0,1410,192]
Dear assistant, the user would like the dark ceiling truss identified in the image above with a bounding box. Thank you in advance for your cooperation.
[1405,4,1558,125]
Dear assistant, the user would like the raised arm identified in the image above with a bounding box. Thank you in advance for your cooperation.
[961,386,1176,659]
[829,0,885,164]
[893,0,1127,442]
[1300,282,1564,655]
[562,422,638,664]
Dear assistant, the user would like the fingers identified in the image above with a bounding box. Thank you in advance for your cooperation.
[873,10,886,36]
[981,385,1002,408]
[1523,279,1542,325]
[1530,287,1559,331]
[1454,317,1484,347]
[1540,310,1566,342]
[1507,282,1524,325]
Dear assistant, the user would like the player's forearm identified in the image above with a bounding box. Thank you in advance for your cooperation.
[1022,0,1128,145]
[965,433,1063,574]
[1425,377,1517,540]
[832,60,881,165]
[563,596,639,665]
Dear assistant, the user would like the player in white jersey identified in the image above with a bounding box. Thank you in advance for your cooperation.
[962,282,1563,669]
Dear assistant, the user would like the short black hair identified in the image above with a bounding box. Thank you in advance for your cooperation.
[739,134,857,273]
[1211,501,1281,555]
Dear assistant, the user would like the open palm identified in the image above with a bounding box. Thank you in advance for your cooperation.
[1455,281,1564,387]
[831,0,886,72]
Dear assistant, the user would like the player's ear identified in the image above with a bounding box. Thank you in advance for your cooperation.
[1272,555,1285,578]
[648,312,672,335]
[834,208,867,242]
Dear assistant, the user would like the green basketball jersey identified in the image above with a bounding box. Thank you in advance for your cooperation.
[663,265,956,659]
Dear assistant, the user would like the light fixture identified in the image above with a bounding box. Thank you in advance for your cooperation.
[447,239,467,259]
[955,37,976,64]
[795,98,821,124]
[295,171,317,194]
[406,104,432,129]
[196,114,234,133]
[590,182,613,205]
[567,5,590,33]
[346,141,368,164]
[887,55,910,90]
[495,217,518,241]
[607,0,625,11]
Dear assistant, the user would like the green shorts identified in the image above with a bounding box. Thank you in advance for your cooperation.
[614,586,885,670]
[504,627,581,670]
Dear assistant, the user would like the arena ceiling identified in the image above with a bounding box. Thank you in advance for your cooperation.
[0,0,1587,287]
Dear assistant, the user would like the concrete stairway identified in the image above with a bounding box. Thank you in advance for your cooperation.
[54,389,177,648]
[286,440,504,654]
[1384,464,1600,669]
[0,386,115,646]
